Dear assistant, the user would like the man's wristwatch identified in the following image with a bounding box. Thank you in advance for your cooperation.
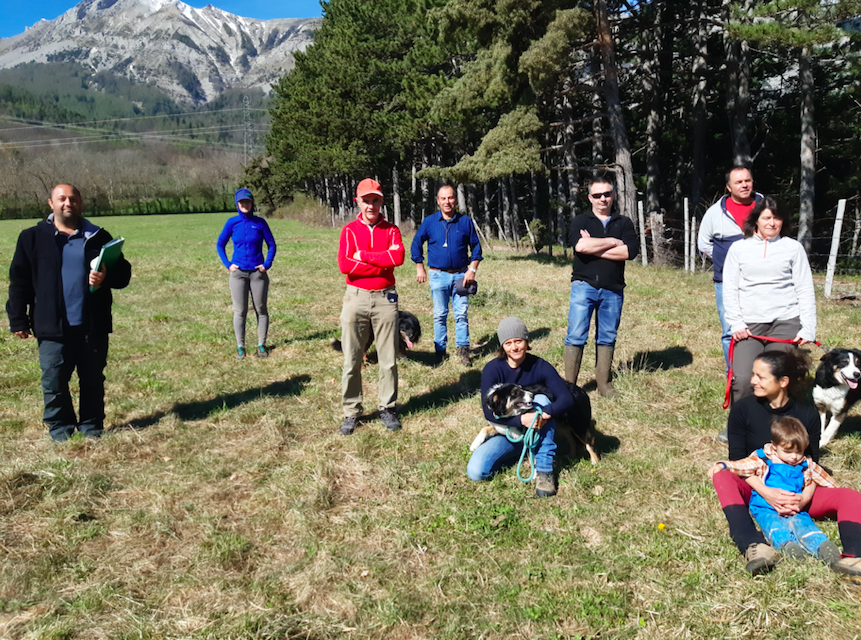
[468,267,477,273]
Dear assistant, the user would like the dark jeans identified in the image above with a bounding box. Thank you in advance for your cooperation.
[38,329,109,441]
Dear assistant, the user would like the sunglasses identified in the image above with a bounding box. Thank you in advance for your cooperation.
[589,191,614,199]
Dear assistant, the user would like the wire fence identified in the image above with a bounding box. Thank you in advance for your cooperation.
[644,196,861,301]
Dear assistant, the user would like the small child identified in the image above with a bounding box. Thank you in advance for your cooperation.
[708,417,841,565]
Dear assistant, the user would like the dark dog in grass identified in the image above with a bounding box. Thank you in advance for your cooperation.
[472,381,599,464]
[813,348,861,448]
[330,310,422,359]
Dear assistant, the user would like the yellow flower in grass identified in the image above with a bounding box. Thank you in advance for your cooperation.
[658,523,666,530]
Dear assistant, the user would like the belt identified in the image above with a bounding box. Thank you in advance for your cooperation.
[429,267,465,274]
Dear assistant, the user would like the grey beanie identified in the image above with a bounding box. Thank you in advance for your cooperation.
[497,317,529,345]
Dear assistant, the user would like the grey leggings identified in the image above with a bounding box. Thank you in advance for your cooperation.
[229,269,269,347]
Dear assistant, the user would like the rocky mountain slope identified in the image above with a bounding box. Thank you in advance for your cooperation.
[0,0,318,105]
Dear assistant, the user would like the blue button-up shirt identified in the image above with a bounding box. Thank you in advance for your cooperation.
[55,227,88,327]
[410,211,482,271]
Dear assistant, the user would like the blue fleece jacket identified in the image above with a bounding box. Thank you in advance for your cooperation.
[216,190,277,270]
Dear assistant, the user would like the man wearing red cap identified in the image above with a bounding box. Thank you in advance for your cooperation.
[337,178,406,435]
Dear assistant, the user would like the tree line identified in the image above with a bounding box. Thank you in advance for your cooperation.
[249,0,861,263]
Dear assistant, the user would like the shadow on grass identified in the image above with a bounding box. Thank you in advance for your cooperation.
[836,415,861,439]
[400,370,482,415]
[471,326,551,359]
[509,253,572,268]
[116,375,311,431]
[625,346,693,372]
[290,330,337,343]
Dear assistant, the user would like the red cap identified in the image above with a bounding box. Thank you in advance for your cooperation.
[356,178,383,199]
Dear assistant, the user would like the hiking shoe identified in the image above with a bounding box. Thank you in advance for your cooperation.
[379,408,401,431]
[782,541,807,560]
[744,543,779,575]
[832,556,861,579]
[716,428,728,444]
[535,471,557,498]
[817,540,842,566]
[256,344,269,358]
[340,416,359,436]
[433,350,446,367]
[236,346,246,360]
[457,345,472,367]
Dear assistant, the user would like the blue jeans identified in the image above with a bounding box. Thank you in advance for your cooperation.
[38,329,109,441]
[467,395,557,480]
[564,280,624,347]
[429,269,469,351]
[714,282,732,369]
[750,505,829,557]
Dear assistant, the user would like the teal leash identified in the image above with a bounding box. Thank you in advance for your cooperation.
[504,407,544,483]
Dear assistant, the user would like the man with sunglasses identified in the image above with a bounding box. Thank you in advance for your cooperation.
[563,174,638,397]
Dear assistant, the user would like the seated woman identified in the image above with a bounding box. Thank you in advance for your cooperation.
[711,350,861,578]
[467,317,573,498]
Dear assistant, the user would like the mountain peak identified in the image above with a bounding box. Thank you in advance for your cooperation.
[0,0,318,105]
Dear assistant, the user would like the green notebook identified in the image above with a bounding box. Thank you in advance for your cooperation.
[89,237,125,292]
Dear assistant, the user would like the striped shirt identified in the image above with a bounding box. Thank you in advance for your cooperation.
[718,443,836,489]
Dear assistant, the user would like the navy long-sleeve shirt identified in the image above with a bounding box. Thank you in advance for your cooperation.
[410,211,482,271]
[726,396,821,462]
[480,355,574,428]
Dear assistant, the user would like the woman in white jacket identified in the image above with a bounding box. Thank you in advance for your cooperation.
[723,197,816,403]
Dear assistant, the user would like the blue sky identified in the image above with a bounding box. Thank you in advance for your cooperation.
[0,0,324,38]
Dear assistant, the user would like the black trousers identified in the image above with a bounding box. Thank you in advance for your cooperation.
[38,328,109,441]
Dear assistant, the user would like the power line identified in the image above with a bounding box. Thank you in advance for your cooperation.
[1,124,270,149]
[0,107,269,132]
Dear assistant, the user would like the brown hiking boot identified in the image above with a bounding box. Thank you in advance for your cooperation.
[457,345,472,367]
[744,543,779,575]
[535,471,557,498]
[832,556,861,581]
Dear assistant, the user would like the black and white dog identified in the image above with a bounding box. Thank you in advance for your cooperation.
[812,348,861,447]
[330,310,421,358]
[472,382,598,464]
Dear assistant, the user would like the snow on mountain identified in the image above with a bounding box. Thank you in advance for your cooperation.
[0,0,318,104]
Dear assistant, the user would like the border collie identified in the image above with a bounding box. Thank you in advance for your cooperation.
[330,310,421,359]
[472,381,599,464]
[812,348,861,447]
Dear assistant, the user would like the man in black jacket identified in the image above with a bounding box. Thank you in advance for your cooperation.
[7,184,131,441]
[563,175,638,397]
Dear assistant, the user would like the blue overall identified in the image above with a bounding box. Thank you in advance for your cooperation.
[749,449,829,557]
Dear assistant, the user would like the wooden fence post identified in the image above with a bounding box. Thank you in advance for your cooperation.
[825,199,847,300]
[684,198,690,272]
[638,200,648,266]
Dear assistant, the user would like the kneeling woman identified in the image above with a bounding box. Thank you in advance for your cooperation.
[712,350,861,578]
[467,317,572,498]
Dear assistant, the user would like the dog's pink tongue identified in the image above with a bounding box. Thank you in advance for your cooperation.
[404,337,414,349]
[848,378,859,390]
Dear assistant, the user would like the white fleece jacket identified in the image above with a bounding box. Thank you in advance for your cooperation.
[723,234,816,341]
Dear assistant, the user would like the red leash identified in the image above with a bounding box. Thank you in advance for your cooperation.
[722,334,821,409]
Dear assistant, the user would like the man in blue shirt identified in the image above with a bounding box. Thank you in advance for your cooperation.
[7,184,131,441]
[411,185,482,366]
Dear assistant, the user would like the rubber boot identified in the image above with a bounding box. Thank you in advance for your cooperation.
[564,345,583,385]
[595,345,619,398]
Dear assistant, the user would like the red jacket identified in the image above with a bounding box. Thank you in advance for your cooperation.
[338,214,404,290]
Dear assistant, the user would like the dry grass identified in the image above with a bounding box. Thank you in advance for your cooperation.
[2,213,861,639]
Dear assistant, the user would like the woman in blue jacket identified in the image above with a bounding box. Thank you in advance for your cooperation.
[217,188,277,359]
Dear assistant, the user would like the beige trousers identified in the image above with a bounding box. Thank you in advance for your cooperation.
[340,285,399,416]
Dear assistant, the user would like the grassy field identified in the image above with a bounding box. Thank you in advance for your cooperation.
[2,212,861,639]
